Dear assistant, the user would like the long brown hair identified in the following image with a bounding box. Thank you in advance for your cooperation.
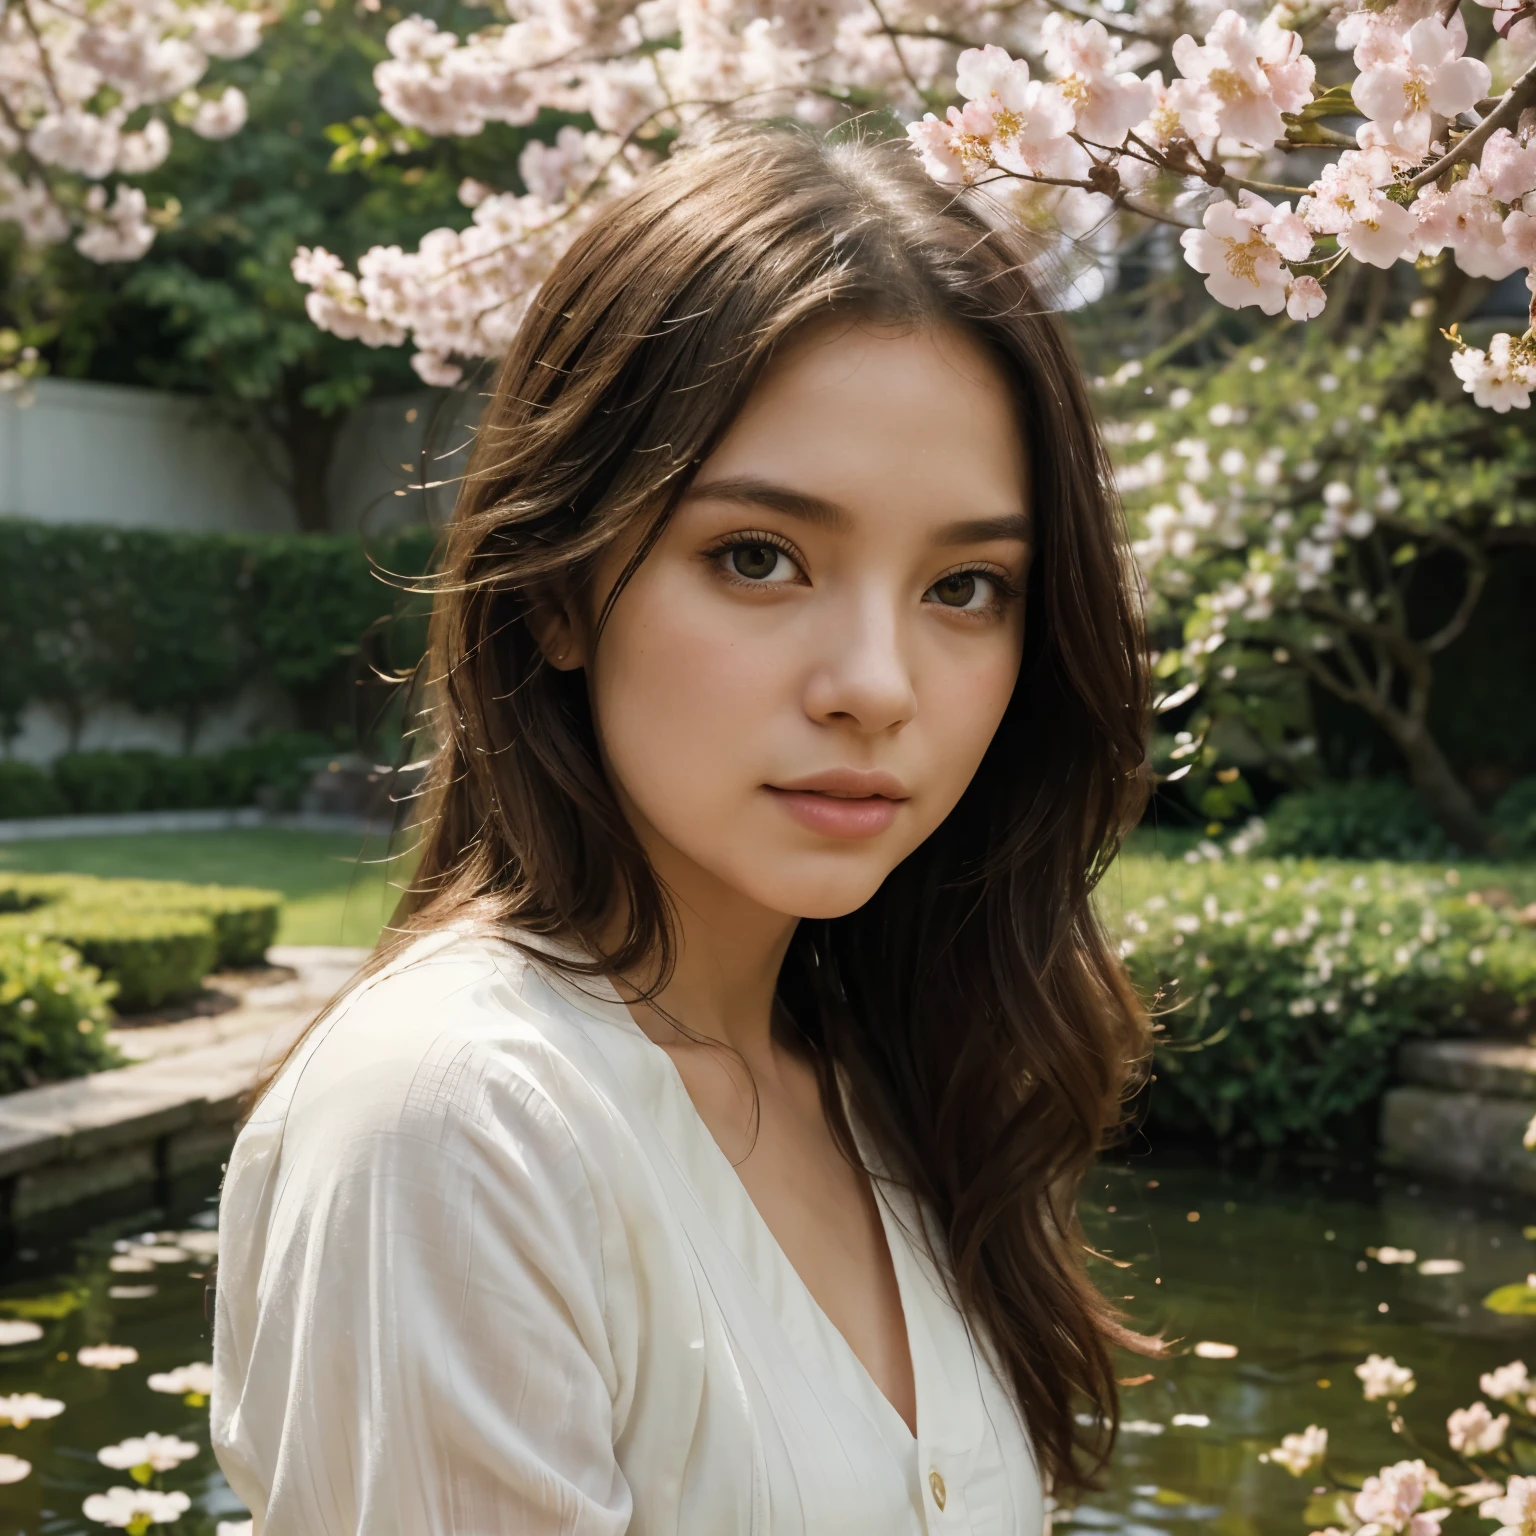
[282,124,1155,1494]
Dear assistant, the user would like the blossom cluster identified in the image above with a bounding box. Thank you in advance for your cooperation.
[253,0,1536,404]
[0,0,270,270]
[1262,1351,1536,1536]
[293,126,654,385]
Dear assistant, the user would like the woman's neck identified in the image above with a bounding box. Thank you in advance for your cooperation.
[605,816,799,1064]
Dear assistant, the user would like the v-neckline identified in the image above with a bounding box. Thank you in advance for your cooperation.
[563,967,923,1448]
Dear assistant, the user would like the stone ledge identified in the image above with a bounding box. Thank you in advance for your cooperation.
[1380,1084,1536,1194]
[0,1019,306,1220]
[1398,1039,1536,1099]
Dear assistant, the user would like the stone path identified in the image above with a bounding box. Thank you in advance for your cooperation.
[0,946,367,1223]
[0,809,377,842]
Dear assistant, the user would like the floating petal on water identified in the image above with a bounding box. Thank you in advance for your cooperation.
[1193,1341,1238,1359]
[78,1344,139,1370]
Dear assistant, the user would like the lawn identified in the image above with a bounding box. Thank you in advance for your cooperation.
[0,828,415,949]
[3,824,1529,955]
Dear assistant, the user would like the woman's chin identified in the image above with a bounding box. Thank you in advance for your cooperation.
[729,863,895,923]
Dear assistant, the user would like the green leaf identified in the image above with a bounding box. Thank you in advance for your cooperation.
[1484,1283,1536,1316]
[1303,1491,1352,1527]
[0,1288,86,1320]
[1296,84,1359,120]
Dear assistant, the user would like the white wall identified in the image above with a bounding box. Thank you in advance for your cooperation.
[0,377,294,533]
[0,375,473,534]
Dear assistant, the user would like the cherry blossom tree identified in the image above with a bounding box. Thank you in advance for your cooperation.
[0,0,271,274]
[5,0,1534,404]
[228,0,1536,404]
[1107,319,1536,850]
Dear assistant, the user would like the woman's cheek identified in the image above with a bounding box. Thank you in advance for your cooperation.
[594,591,786,834]
[910,636,1021,819]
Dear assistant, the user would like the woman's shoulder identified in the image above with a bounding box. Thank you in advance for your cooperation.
[248,925,635,1169]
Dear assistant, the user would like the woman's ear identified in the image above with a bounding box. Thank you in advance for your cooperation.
[526,594,588,672]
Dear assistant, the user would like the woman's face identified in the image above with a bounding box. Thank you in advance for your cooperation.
[554,320,1030,925]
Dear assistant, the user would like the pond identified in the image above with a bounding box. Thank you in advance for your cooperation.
[0,1153,1528,1535]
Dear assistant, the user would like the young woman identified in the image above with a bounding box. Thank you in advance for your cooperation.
[211,124,1153,1535]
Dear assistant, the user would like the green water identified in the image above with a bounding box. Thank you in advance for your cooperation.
[0,1156,1528,1534]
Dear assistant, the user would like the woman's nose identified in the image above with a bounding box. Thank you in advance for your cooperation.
[801,591,918,735]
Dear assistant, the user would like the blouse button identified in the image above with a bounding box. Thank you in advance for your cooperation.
[928,1468,947,1511]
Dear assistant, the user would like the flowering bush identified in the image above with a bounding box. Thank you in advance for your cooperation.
[5,0,1533,404]
[1106,322,1536,850]
[0,932,118,1095]
[1113,857,1536,1144]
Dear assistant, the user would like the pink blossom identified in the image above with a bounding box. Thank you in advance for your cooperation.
[1181,192,1312,315]
[1130,69,1204,159]
[1504,209,1536,270]
[1040,15,1153,147]
[1287,276,1327,320]
[1170,10,1316,149]
[74,185,154,263]
[954,45,1077,177]
[1482,1475,1536,1536]
[191,6,265,61]
[190,85,248,140]
[1448,1401,1509,1454]
[1301,148,1420,268]
[1353,1459,1451,1536]
[1353,17,1490,155]
[1415,169,1525,279]
[1482,129,1536,205]
[1450,332,1536,411]
[912,46,1077,186]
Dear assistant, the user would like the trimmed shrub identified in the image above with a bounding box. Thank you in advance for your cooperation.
[1262,781,1449,861]
[22,908,219,1013]
[4,735,338,820]
[92,880,282,968]
[0,933,120,1093]
[0,762,64,820]
[1113,858,1536,1147]
[53,751,157,814]
[214,733,333,811]
[0,873,282,1010]
[0,518,436,748]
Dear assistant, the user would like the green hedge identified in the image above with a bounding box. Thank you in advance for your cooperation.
[1260,778,1536,861]
[1114,858,1536,1147]
[0,519,436,747]
[0,735,334,820]
[0,933,120,1094]
[0,874,282,1010]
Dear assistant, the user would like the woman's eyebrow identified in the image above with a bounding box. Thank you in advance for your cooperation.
[685,476,851,530]
[686,477,1030,547]
[937,513,1031,546]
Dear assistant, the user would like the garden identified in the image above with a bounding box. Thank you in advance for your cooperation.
[2,0,1536,1526]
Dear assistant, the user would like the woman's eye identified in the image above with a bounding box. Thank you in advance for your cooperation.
[724,543,796,583]
[926,571,994,610]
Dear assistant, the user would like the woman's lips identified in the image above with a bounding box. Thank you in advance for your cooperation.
[765,790,902,839]
[763,771,908,841]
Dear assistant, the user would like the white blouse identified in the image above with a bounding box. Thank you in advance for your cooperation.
[211,927,1045,1535]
